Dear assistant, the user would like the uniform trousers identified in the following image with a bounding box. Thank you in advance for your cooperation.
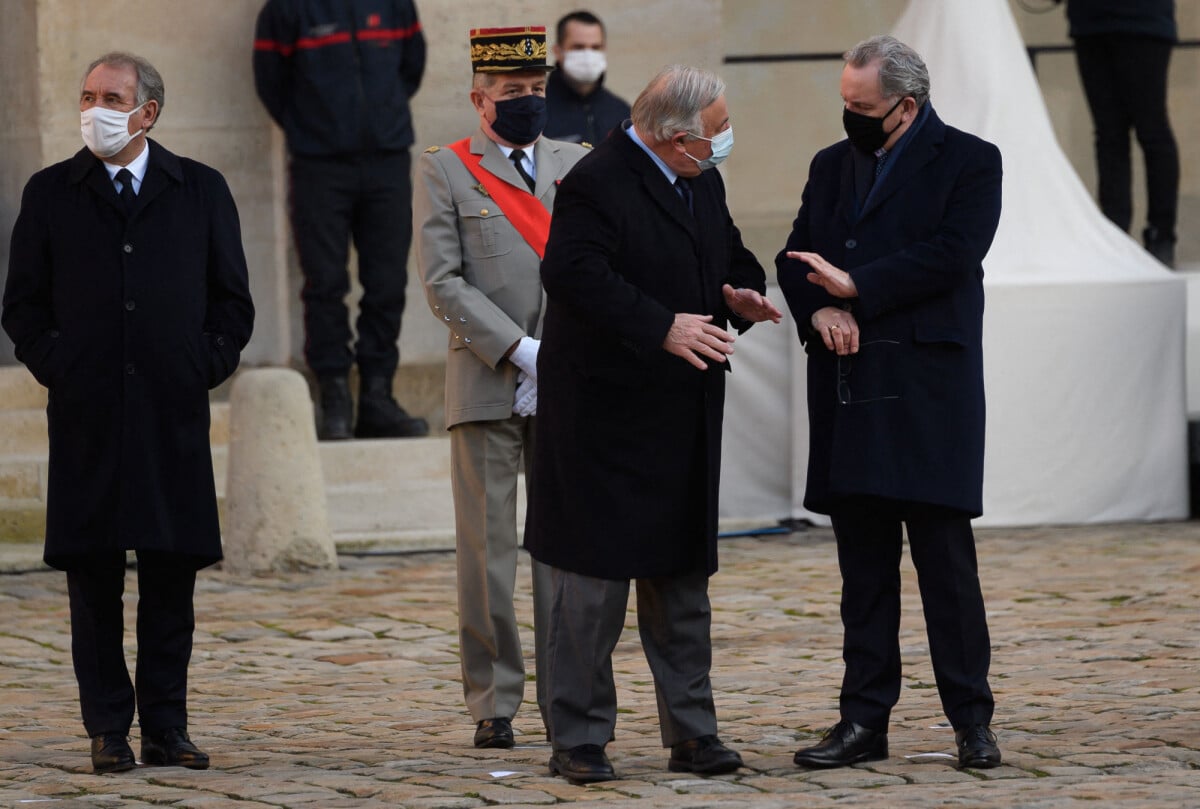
[831,499,994,732]
[289,149,413,378]
[1074,34,1179,235]
[544,565,718,749]
[450,414,552,727]
[65,550,197,737]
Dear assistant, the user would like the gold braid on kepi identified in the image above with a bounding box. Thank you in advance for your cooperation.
[469,26,552,73]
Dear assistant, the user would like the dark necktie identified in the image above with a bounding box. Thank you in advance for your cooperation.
[509,149,535,193]
[675,176,693,213]
[874,150,889,178]
[115,168,136,212]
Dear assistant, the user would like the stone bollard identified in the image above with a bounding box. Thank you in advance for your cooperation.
[222,368,337,574]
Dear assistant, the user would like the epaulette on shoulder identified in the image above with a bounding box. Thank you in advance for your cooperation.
[424,145,441,153]
[581,142,593,149]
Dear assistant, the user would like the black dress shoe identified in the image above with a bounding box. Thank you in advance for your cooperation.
[956,724,1001,769]
[549,744,617,783]
[473,717,514,749]
[90,733,135,774]
[141,727,210,769]
[669,735,744,774]
[794,719,887,768]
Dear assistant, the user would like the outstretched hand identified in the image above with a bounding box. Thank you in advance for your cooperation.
[722,284,783,323]
[788,251,858,299]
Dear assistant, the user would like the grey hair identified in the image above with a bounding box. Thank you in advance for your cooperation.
[843,35,929,107]
[82,52,165,127]
[631,65,725,143]
[472,72,499,90]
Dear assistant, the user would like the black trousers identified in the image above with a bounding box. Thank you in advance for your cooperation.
[289,149,413,378]
[66,551,197,737]
[830,499,994,732]
[1074,34,1179,235]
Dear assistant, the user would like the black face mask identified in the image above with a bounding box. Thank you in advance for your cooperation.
[842,97,905,154]
[490,94,548,146]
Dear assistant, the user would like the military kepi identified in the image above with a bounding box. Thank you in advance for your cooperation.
[469,26,552,73]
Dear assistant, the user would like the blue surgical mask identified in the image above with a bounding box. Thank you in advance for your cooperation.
[684,126,734,171]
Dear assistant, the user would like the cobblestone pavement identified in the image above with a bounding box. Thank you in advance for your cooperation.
[1,521,1198,808]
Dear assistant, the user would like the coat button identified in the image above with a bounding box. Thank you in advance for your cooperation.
[125,363,136,375]
[124,300,135,311]
[845,239,857,249]
[49,329,60,338]
[480,208,489,216]
[123,243,133,253]
[464,338,472,344]
[444,315,451,322]
[216,335,225,346]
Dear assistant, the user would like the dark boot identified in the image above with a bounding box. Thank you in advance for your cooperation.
[317,375,353,441]
[1143,226,1176,269]
[355,376,429,438]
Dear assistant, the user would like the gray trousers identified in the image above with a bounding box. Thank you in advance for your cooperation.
[450,416,552,727]
[544,565,718,749]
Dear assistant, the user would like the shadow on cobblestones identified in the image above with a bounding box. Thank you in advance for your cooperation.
[2,522,1198,807]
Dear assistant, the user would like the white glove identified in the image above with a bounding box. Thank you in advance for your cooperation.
[509,336,539,381]
[513,371,537,417]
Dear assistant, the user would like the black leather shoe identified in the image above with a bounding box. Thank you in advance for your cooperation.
[549,744,617,783]
[1143,226,1176,269]
[141,727,210,769]
[794,719,887,768]
[354,376,429,438]
[473,717,514,749]
[90,733,135,774]
[956,724,1001,769]
[317,375,353,441]
[669,735,743,774]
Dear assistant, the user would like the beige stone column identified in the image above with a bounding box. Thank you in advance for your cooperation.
[223,368,336,574]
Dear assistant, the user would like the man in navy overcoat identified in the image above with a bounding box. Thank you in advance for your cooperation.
[3,52,253,774]
[777,35,1003,771]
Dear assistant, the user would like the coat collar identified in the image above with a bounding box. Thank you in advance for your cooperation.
[471,128,565,201]
[611,125,697,241]
[855,106,947,221]
[68,139,183,219]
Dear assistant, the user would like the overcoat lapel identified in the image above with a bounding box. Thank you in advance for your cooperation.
[531,137,562,203]
[473,130,532,195]
[859,111,947,221]
[132,143,183,217]
[70,150,125,217]
[838,151,858,226]
[612,129,698,244]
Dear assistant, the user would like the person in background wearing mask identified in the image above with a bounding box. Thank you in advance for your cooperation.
[543,10,630,145]
[253,0,429,440]
[2,52,254,774]
[776,35,1002,772]
[413,25,589,751]
[525,64,781,783]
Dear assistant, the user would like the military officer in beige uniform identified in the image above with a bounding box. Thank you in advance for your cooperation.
[414,25,589,750]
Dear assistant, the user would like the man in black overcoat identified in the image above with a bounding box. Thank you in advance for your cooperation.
[2,52,254,774]
[776,36,1002,771]
[525,64,781,782]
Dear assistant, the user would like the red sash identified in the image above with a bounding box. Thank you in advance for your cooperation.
[446,138,552,259]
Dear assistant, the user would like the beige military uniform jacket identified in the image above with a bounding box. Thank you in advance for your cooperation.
[415,128,589,428]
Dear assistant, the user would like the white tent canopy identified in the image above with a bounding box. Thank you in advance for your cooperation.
[720,0,1188,527]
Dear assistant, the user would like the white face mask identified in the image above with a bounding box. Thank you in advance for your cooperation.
[684,126,734,171]
[81,103,145,158]
[561,49,607,84]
